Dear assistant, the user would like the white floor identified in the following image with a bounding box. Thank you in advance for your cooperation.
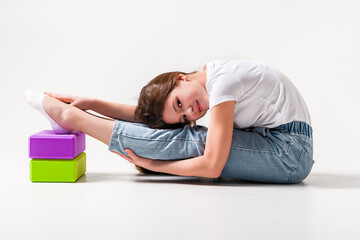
[1,0,359,239]
[1,137,360,240]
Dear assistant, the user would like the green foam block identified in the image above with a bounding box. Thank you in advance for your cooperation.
[30,152,86,182]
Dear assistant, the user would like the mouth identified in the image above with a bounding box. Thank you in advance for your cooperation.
[196,100,203,113]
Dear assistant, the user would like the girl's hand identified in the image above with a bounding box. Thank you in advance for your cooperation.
[112,149,153,168]
[44,92,91,110]
[111,150,135,164]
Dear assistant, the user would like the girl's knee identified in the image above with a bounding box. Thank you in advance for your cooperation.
[60,106,79,130]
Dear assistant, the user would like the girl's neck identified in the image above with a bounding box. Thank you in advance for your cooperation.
[187,70,207,87]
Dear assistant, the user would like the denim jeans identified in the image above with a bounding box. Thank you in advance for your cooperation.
[109,120,314,183]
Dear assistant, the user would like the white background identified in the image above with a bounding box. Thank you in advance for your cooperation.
[1,0,359,171]
[1,1,360,239]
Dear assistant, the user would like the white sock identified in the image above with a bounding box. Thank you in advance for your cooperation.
[25,89,70,134]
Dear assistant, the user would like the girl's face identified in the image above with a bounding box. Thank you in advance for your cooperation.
[162,76,209,124]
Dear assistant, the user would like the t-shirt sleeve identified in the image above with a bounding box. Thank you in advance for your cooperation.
[209,81,238,109]
[207,61,244,110]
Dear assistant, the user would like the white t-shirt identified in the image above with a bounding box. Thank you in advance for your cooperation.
[205,59,311,128]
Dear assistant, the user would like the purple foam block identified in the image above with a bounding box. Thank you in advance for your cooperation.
[29,130,86,159]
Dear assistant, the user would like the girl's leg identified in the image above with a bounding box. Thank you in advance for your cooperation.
[109,120,207,160]
[109,120,314,183]
[221,123,314,183]
[43,96,115,145]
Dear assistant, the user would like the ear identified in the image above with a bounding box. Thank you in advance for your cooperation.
[177,74,189,81]
[177,74,186,81]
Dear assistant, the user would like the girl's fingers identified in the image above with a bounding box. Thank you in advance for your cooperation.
[44,92,74,103]
[124,149,153,168]
[114,149,152,169]
[124,149,136,158]
[111,151,135,163]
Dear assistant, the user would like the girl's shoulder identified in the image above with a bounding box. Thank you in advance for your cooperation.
[205,59,267,84]
[206,59,266,68]
[205,59,267,78]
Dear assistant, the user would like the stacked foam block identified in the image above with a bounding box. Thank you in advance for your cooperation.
[29,130,86,182]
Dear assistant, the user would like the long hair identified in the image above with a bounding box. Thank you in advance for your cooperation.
[133,71,195,174]
[134,71,190,129]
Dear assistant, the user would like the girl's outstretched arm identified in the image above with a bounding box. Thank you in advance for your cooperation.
[116,101,236,178]
[44,92,137,122]
[87,99,136,122]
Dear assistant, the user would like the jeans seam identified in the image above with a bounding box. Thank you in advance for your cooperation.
[287,149,313,183]
[118,132,205,144]
[231,146,275,154]
[118,133,275,154]
[109,126,120,151]
[290,133,312,140]
[292,136,313,152]
[288,165,299,183]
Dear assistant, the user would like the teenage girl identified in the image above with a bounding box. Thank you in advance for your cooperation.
[25,59,314,183]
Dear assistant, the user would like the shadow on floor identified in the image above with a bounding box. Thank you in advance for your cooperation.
[77,172,360,188]
[132,174,302,187]
[76,172,134,183]
[76,172,301,187]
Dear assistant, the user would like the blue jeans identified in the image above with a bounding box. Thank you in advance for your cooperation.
[109,120,314,183]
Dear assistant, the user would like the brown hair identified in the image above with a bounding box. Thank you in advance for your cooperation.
[133,71,194,174]
[134,71,190,129]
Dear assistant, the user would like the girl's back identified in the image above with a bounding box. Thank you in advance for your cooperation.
[205,59,311,128]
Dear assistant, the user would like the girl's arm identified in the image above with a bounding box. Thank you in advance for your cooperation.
[120,101,236,178]
[88,99,137,122]
[44,92,137,122]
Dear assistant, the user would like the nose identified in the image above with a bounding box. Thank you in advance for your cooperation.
[186,105,194,116]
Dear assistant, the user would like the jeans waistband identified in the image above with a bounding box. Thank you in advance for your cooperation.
[271,121,313,138]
